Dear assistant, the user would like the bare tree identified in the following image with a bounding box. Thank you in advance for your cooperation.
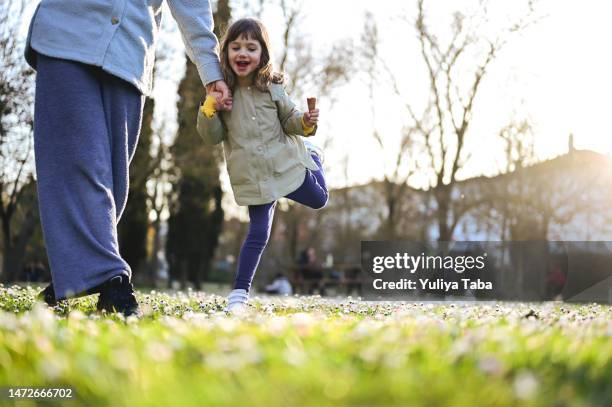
[234,0,266,19]
[498,120,537,173]
[380,0,539,240]
[496,119,535,242]
[274,0,353,107]
[0,1,38,281]
[259,0,354,262]
[472,120,610,242]
[360,12,426,240]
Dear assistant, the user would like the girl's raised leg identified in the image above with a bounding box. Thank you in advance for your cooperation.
[285,154,328,209]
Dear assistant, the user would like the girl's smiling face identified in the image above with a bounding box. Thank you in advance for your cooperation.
[228,34,262,84]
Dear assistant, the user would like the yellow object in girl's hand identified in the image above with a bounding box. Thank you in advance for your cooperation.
[301,116,316,136]
[200,95,218,118]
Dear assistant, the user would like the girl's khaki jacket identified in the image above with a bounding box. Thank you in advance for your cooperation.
[197,83,318,206]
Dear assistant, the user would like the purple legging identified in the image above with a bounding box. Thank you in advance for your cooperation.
[234,154,328,291]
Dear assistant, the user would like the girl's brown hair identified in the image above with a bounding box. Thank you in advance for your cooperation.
[219,18,284,91]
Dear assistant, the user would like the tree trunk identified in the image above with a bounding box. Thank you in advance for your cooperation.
[1,215,12,282]
[384,179,396,240]
[288,211,299,262]
[1,203,38,282]
[149,214,162,285]
[2,240,16,283]
[180,261,188,290]
[435,185,453,241]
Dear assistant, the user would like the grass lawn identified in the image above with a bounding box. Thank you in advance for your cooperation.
[0,284,610,406]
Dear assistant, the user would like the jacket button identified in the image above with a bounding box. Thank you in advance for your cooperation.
[111,16,119,25]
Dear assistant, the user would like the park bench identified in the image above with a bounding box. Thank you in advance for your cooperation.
[289,263,364,296]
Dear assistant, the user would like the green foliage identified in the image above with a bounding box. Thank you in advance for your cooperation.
[166,58,224,289]
[166,174,223,288]
[165,1,231,289]
[0,285,611,406]
[1,176,44,282]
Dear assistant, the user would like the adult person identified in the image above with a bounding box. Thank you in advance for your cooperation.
[25,0,230,316]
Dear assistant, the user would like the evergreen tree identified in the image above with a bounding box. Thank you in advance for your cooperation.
[166,0,230,289]
[119,97,155,279]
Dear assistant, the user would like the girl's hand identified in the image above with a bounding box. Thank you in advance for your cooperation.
[303,109,319,127]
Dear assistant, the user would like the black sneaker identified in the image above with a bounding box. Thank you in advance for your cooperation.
[96,275,140,317]
[37,283,57,306]
[37,281,102,305]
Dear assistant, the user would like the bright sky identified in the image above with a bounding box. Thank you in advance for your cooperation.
[21,1,611,193]
[151,0,612,193]
[15,0,612,223]
[296,0,612,186]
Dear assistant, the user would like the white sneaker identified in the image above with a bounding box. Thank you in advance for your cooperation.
[226,289,249,313]
[303,140,324,164]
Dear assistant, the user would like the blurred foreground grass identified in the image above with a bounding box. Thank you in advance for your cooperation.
[0,285,611,406]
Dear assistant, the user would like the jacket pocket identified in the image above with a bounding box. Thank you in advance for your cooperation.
[227,149,251,185]
[270,143,301,177]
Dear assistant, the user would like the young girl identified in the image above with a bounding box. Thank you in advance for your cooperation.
[197,18,328,312]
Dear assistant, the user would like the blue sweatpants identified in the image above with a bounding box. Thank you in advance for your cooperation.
[234,154,328,291]
[34,54,144,299]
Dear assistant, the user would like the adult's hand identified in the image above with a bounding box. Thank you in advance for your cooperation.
[205,80,232,110]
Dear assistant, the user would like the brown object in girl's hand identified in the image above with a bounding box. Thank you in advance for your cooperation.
[307,97,317,111]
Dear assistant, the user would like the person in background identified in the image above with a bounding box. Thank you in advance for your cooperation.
[298,247,318,267]
[265,273,293,296]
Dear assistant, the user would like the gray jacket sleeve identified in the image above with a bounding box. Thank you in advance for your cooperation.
[197,109,226,145]
[167,0,223,85]
[273,85,318,137]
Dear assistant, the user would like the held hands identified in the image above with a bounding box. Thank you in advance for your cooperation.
[303,108,319,127]
[205,80,232,111]
[209,91,233,111]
